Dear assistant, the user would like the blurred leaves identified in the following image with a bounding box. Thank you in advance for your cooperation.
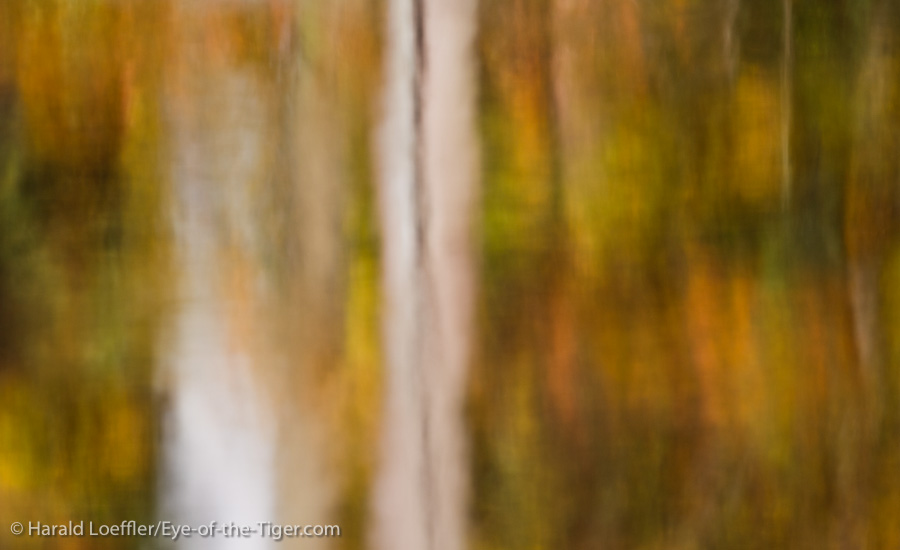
[473,0,900,549]
[1,1,899,549]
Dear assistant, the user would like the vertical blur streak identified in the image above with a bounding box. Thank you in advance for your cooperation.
[421,0,479,549]
[372,0,428,546]
[372,0,478,548]
[160,4,276,548]
[781,0,792,208]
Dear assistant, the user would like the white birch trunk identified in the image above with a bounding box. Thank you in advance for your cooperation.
[161,71,277,550]
[372,0,479,548]
[159,6,280,548]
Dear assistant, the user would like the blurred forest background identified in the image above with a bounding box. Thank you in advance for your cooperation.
[1,0,900,549]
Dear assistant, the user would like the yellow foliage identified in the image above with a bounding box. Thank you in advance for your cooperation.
[103,401,148,483]
[732,71,781,203]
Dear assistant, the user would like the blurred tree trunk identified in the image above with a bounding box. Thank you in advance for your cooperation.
[845,4,900,419]
[781,0,792,207]
[371,0,477,549]
[161,3,280,537]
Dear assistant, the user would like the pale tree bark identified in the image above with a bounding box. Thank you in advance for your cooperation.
[420,1,479,548]
[846,15,895,418]
[160,4,331,549]
[162,11,279,548]
[372,0,479,549]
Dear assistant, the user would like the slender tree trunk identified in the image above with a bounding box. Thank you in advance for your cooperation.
[846,14,893,417]
[781,0,792,208]
[420,1,479,548]
[372,0,478,548]
[371,0,428,547]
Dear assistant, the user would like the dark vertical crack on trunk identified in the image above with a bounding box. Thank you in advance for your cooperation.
[410,1,435,548]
